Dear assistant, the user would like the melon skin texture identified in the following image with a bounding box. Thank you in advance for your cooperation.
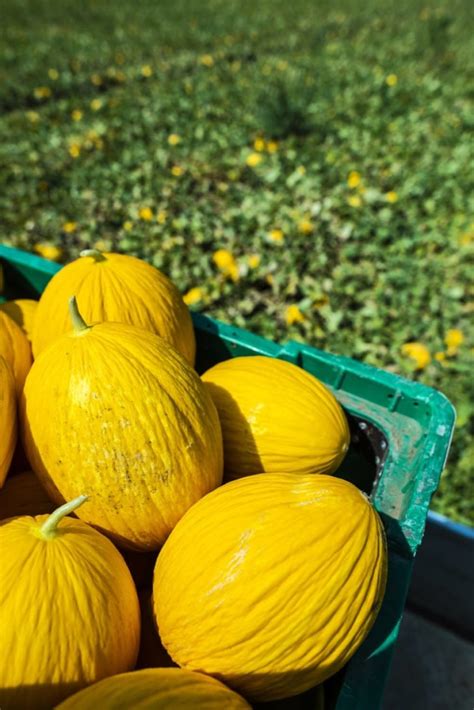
[0,356,17,487]
[32,250,196,365]
[202,356,350,479]
[0,311,32,394]
[0,501,140,709]
[55,668,251,709]
[154,473,387,701]
[0,470,55,519]
[21,317,223,550]
[0,299,38,343]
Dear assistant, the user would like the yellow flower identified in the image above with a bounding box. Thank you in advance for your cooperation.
[285,305,305,326]
[386,74,398,87]
[347,171,361,189]
[34,243,63,262]
[139,207,154,221]
[246,153,262,168]
[34,86,52,100]
[434,351,446,362]
[347,195,362,208]
[90,98,103,111]
[254,137,266,152]
[298,219,314,235]
[26,111,40,123]
[212,249,239,282]
[141,65,153,77]
[268,228,284,243]
[401,342,431,369]
[68,143,81,159]
[248,254,261,269]
[90,74,102,86]
[444,329,464,355]
[157,210,167,224]
[62,221,77,234]
[168,134,181,146]
[171,165,184,177]
[265,274,274,286]
[266,141,279,154]
[200,54,214,67]
[71,109,83,122]
[385,191,399,203]
[183,287,204,306]
[48,68,59,81]
[459,231,473,247]
[123,220,133,232]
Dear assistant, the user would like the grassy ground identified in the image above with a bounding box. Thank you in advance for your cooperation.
[1,0,472,524]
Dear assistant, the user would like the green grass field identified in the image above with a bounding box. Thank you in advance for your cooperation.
[1,0,472,524]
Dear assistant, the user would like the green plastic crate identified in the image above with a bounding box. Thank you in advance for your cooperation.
[0,244,455,709]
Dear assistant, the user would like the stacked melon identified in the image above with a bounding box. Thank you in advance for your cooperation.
[0,249,387,709]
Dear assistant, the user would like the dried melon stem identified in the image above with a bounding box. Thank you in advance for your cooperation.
[80,248,106,262]
[39,495,88,539]
[69,296,90,333]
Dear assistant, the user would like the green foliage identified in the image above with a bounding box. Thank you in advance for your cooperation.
[0,0,472,523]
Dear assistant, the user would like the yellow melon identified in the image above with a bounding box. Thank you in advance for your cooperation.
[55,668,251,709]
[202,356,350,479]
[0,496,140,709]
[0,299,38,342]
[32,249,195,364]
[154,473,387,701]
[0,311,32,393]
[21,298,223,550]
[0,356,17,487]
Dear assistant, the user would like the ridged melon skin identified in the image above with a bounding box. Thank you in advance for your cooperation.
[55,668,251,709]
[0,357,17,486]
[154,473,387,701]
[32,251,196,365]
[21,321,223,550]
[0,311,32,394]
[0,511,140,710]
[202,356,350,479]
[0,299,38,342]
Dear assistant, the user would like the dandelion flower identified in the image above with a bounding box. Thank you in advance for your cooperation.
[212,249,240,282]
[386,74,398,87]
[200,54,214,67]
[171,165,184,177]
[90,98,103,111]
[68,144,81,159]
[71,109,83,122]
[246,153,262,168]
[26,111,40,123]
[139,207,154,221]
[285,305,305,326]
[445,329,464,354]
[347,171,361,189]
[183,287,204,306]
[123,220,133,232]
[298,219,314,234]
[347,195,362,208]
[267,140,279,154]
[254,137,266,152]
[434,352,446,362]
[34,86,51,100]
[268,229,284,243]
[34,243,63,262]
[141,65,153,77]
[157,210,167,224]
[248,254,261,269]
[385,191,398,203]
[48,68,59,81]
[62,222,77,234]
[401,342,431,370]
[168,134,181,146]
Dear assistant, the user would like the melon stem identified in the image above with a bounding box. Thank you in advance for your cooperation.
[80,248,106,262]
[69,296,90,332]
[39,495,89,539]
